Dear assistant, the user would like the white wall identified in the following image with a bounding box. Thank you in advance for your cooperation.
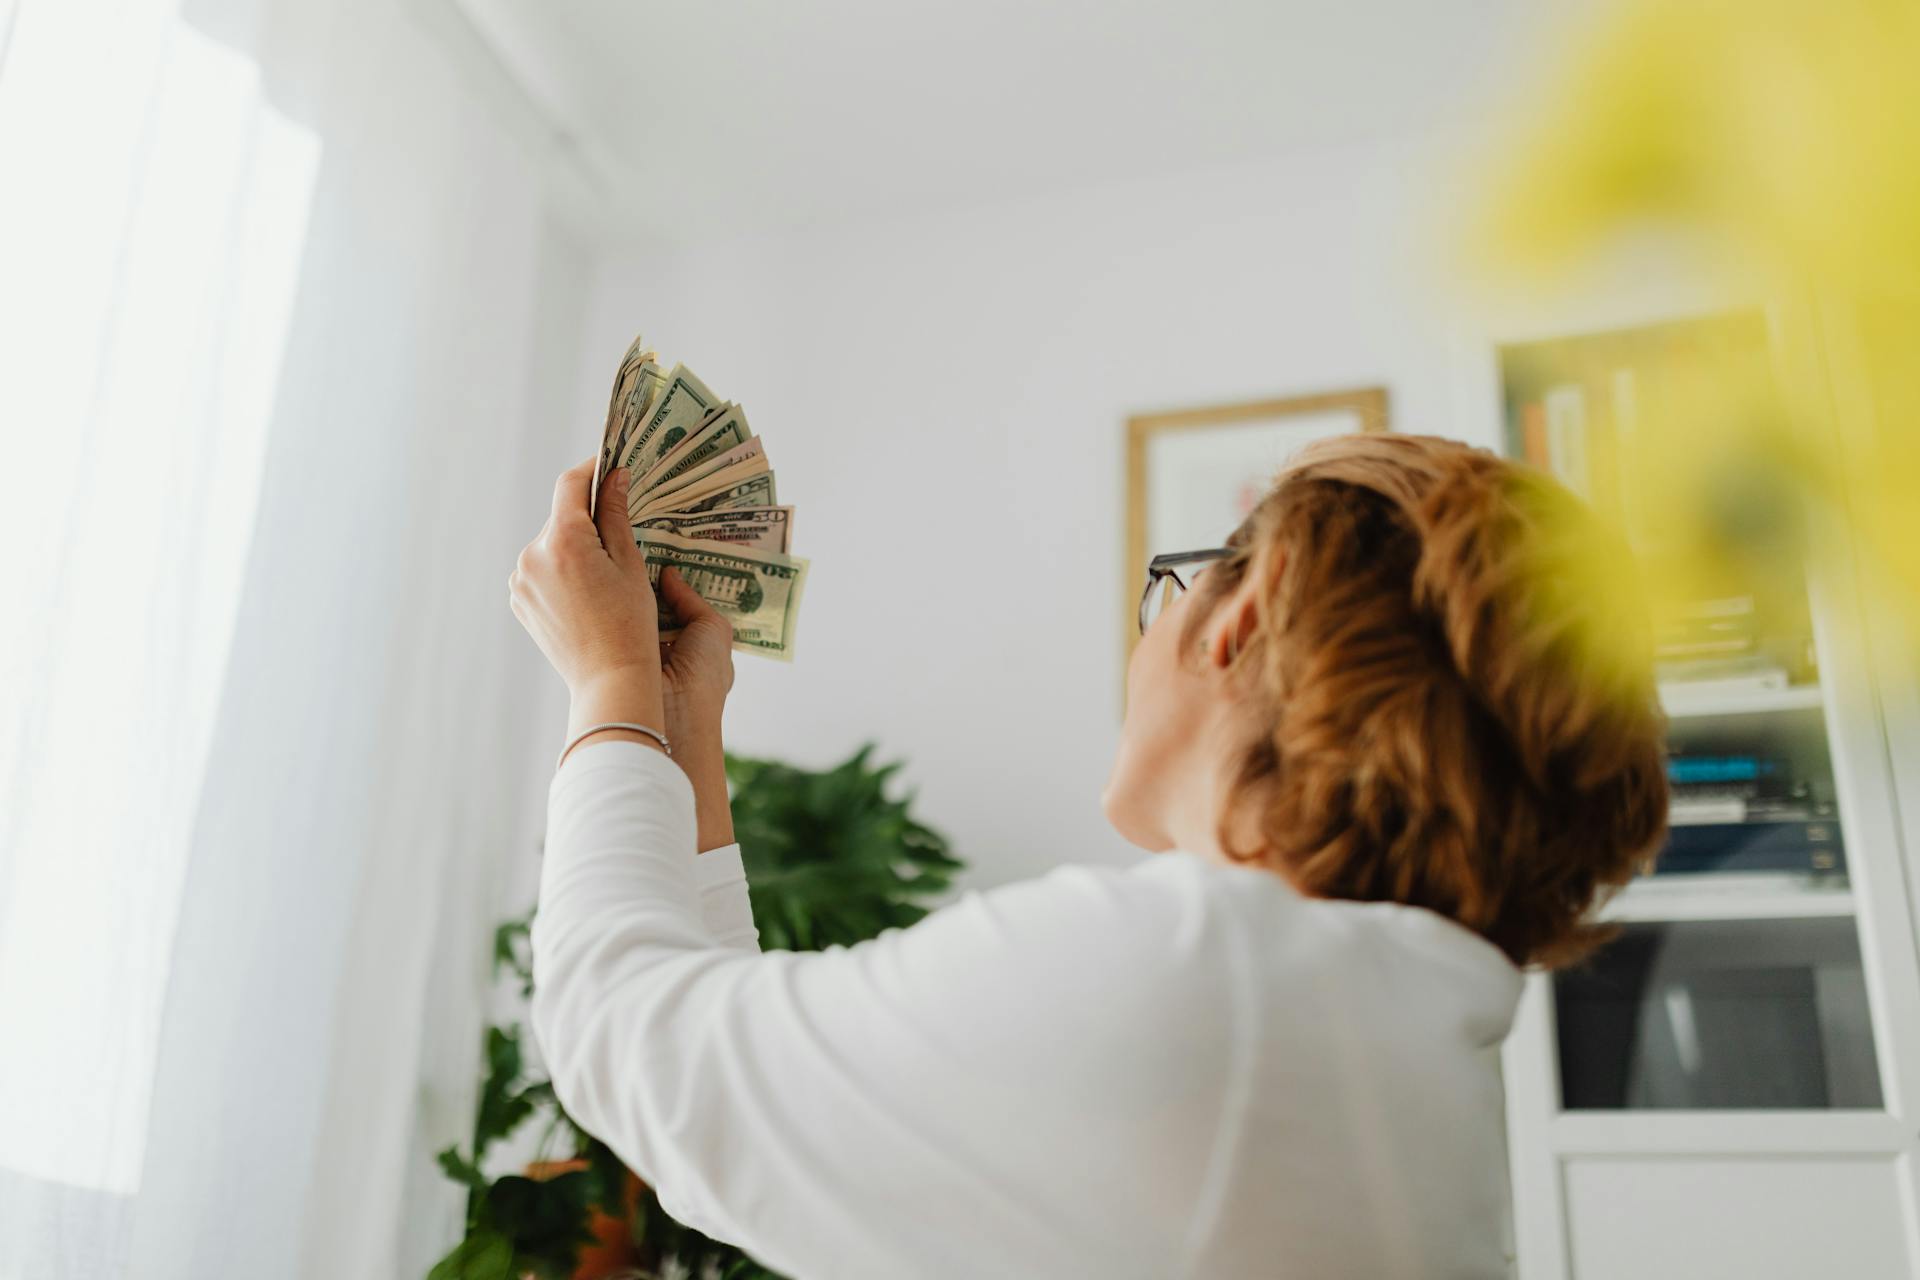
[569,140,1501,889]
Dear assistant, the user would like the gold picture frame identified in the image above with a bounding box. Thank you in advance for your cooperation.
[1123,386,1388,667]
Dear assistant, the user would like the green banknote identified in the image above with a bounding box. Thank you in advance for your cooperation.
[636,528,809,660]
[640,402,753,491]
[618,363,719,476]
[591,335,655,515]
[591,338,805,659]
[635,504,793,553]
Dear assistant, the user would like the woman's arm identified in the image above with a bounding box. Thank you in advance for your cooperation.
[512,459,735,850]
[529,741,1230,1279]
[663,704,734,853]
[569,656,733,852]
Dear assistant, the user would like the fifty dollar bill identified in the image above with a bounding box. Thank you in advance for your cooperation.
[636,504,793,554]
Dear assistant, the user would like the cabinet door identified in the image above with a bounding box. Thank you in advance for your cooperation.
[1561,1156,1911,1279]
[1554,916,1880,1111]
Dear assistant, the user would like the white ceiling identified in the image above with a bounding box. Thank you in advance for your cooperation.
[451,0,1565,247]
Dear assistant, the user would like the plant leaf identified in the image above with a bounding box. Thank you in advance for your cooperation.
[486,1172,597,1266]
[474,1026,534,1156]
[493,911,536,997]
[425,1225,514,1280]
[436,1145,487,1192]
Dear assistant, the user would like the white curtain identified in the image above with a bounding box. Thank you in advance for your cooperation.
[0,0,587,1274]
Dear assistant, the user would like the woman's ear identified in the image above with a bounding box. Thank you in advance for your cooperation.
[1205,570,1266,670]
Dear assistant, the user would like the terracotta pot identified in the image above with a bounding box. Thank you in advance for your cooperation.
[524,1159,647,1279]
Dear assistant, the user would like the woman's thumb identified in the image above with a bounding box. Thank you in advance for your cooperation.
[660,566,725,629]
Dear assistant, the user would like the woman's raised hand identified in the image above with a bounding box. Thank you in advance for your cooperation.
[510,459,736,838]
[510,460,668,733]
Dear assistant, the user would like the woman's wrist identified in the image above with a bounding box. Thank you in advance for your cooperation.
[568,668,667,741]
[566,672,730,847]
[671,714,734,851]
[686,755,736,852]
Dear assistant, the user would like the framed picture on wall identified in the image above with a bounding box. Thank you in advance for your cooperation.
[1124,386,1388,661]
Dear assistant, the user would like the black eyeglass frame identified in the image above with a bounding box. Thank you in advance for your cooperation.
[1138,546,1234,635]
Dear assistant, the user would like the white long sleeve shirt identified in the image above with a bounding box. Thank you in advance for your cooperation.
[531,742,1525,1279]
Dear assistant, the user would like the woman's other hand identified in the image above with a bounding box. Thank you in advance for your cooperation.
[656,565,736,850]
[510,460,666,736]
[657,565,735,739]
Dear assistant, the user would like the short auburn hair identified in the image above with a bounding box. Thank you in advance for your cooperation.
[1187,433,1668,968]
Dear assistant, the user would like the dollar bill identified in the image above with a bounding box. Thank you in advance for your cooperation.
[617,363,719,477]
[672,470,779,515]
[631,437,766,519]
[636,504,793,553]
[591,336,654,516]
[613,360,668,466]
[637,527,808,660]
[634,461,776,520]
[598,336,645,459]
[639,401,753,491]
[586,339,805,660]
[595,356,667,516]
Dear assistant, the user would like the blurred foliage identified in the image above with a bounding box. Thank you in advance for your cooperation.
[428,745,958,1280]
[728,744,962,951]
[1473,0,1920,637]
[429,967,627,1280]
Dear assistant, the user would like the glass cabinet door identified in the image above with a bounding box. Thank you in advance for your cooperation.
[1554,916,1880,1110]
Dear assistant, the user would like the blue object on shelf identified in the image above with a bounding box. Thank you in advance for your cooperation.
[1668,755,1782,785]
[1656,818,1846,875]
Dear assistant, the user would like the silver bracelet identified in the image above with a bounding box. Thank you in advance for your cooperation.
[556,721,671,771]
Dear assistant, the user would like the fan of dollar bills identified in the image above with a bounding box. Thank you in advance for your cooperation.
[591,336,808,661]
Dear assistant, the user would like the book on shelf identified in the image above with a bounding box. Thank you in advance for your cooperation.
[1668,751,1793,787]
[1656,661,1792,697]
[1669,795,1830,825]
[1655,815,1845,876]
[1669,796,1751,825]
[1662,743,1837,875]
[1654,594,1759,661]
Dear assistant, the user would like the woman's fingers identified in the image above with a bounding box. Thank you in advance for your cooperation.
[596,468,639,563]
[503,459,672,706]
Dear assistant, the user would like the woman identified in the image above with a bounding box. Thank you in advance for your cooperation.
[508,432,1668,1279]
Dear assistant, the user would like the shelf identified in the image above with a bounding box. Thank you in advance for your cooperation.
[1659,682,1824,720]
[1602,875,1854,923]
[1547,1111,1904,1156]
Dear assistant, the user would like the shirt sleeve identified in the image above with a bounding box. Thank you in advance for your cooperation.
[690,840,760,952]
[528,741,1237,1280]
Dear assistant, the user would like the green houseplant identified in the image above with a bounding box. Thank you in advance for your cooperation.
[429,745,962,1280]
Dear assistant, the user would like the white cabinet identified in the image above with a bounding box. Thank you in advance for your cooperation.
[1483,307,1920,1278]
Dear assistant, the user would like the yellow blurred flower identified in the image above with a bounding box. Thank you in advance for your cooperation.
[1483,0,1920,300]
[1475,0,1920,640]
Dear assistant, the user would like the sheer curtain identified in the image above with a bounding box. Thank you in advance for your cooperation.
[0,0,589,1274]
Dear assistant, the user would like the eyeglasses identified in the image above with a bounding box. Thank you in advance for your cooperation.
[1139,547,1233,635]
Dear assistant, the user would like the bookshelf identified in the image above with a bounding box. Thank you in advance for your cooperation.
[1480,305,1920,1278]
